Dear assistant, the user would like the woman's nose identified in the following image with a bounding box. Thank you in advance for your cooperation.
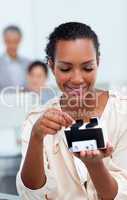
[71,70,84,85]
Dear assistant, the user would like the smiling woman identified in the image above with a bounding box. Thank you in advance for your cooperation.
[52,40,97,99]
[16,22,127,200]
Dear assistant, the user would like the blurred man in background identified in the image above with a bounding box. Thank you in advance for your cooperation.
[0,25,30,91]
[0,26,30,195]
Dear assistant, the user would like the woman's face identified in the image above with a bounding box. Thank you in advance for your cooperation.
[51,38,99,98]
[27,66,47,93]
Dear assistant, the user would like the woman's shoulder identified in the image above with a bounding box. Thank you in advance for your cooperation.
[109,89,127,102]
[109,89,127,116]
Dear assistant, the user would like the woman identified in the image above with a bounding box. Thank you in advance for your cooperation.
[16,22,127,199]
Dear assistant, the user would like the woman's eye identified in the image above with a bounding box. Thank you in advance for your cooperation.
[82,63,95,72]
[83,68,94,72]
[60,68,70,72]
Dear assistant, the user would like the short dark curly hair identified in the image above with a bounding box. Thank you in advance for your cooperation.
[45,22,100,62]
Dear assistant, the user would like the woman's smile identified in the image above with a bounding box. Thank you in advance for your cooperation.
[64,85,88,96]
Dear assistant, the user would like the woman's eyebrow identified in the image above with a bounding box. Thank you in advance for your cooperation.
[81,59,95,65]
[57,61,73,66]
[57,59,95,66]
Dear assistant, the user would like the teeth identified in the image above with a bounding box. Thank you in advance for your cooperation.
[67,86,85,89]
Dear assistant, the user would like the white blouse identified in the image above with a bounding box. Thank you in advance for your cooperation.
[16,90,127,200]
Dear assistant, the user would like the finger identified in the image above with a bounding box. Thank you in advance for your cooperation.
[107,142,113,151]
[44,109,67,127]
[92,150,101,157]
[41,118,62,131]
[53,109,74,126]
[56,111,70,127]
[105,144,113,156]
[80,151,87,158]
[46,109,74,127]
[43,109,60,119]
[100,142,113,157]
[40,125,57,136]
[62,112,74,126]
[85,150,94,159]
[74,152,80,158]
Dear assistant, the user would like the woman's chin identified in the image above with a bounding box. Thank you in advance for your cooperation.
[63,92,85,102]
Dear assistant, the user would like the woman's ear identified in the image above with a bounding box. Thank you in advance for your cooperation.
[48,59,54,73]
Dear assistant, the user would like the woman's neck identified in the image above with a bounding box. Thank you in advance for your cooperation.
[60,89,109,121]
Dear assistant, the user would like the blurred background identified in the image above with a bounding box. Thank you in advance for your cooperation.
[0,0,126,196]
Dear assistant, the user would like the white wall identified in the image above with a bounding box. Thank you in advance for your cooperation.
[0,0,35,58]
[0,0,127,86]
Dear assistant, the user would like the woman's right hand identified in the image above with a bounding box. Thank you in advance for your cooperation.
[32,108,74,141]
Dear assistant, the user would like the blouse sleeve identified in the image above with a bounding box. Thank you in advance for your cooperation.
[86,129,127,200]
[16,112,57,200]
[110,127,127,199]
[111,97,127,199]
[87,96,127,200]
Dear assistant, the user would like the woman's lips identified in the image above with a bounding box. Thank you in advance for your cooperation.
[64,86,87,96]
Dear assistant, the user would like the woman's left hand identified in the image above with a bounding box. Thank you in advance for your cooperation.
[74,142,113,164]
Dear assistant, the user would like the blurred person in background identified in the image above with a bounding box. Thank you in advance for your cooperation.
[0,25,30,91]
[0,26,30,194]
[26,61,48,93]
[25,60,56,104]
